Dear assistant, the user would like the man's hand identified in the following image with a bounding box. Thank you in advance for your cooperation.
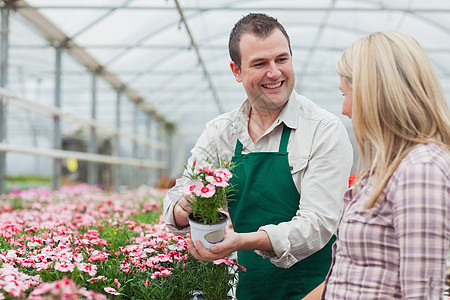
[173,194,194,229]
[187,232,241,261]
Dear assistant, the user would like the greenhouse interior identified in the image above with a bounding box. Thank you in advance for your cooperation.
[0,0,449,299]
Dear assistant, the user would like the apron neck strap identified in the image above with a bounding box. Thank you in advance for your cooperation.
[234,138,243,156]
[279,125,291,153]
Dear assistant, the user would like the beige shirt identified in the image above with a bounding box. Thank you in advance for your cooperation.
[163,91,353,268]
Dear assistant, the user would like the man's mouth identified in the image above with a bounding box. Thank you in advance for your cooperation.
[262,81,283,89]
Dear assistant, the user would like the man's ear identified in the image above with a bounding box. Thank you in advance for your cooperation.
[230,61,241,83]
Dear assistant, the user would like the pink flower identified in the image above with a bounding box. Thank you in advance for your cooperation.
[114,278,121,290]
[206,174,229,187]
[199,184,215,198]
[104,287,120,295]
[88,250,107,262]
[154,254,172,263]
[151,269,172,279]
[215,168,233,180]
[6,250,17,259]
[29,276,107,300]
[76,263,97,276]
[121,244,141,254]
[72,253,84,263]
[195,161,214,175]
[183,179,203,196]
[87,229,99,237]
[213,258,235,266]
[35,261,52,271]
[3,279,24,297]
[124,220,137,230]
[54,262,75,272]
[86,275,107,282]
[213,257,246,271]
[27,241,41,248]
[28,282,54,297]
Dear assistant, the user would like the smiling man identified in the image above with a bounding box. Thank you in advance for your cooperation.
[163,13,353,299]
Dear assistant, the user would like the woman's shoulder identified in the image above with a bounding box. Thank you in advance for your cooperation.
[393,142,450,183]
[404,142,450,167]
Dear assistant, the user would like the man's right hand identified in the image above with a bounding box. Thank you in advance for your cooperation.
[173,194,193,229]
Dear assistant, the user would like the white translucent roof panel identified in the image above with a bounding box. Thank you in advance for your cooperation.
[4,0,450,151]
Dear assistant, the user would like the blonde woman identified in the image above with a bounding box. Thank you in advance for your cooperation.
[305,31,450,299]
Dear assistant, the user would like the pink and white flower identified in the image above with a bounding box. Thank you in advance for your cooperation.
[215,168,233,180]
[88,250,107,263]
[54,262,75,273]
[206,173,230,187]
[183,179,203,197]
[104,287,120,295]
[195,161,214,175]
[76,263,97,276]
[198,184,216,198]
[86,275,107,282]
[151,269,172,279]
[114,278,121,290]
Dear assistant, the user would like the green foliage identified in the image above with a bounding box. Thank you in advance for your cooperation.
[189,260,236,300]
[0,236,10,249]
[99,222,139,253]
[5,175,51,192]
[130,210,161,225]
[4,197,24,210]
[120,262,196,300]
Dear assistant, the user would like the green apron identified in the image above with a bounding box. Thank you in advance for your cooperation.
[228,125,335,299]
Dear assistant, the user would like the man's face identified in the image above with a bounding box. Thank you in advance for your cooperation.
[230,29,295,112]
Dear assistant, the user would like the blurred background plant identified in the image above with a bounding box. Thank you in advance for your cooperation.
[0,184,243,299]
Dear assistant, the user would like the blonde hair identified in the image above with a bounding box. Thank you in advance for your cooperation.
[337,31,450,208]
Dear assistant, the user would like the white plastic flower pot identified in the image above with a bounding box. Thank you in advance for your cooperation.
[188,212,228,251]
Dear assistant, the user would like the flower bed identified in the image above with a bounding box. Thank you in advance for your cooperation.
[0,184,243,299]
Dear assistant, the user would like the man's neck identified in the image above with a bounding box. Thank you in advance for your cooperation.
[248,108,281,143]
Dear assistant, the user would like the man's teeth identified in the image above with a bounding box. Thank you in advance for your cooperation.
[263,82,282,89]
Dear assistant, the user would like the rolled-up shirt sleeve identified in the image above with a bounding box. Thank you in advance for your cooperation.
[163,177,191,235]
[257,118,353,268]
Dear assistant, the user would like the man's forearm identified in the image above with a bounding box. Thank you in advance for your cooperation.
[239,230,273,252]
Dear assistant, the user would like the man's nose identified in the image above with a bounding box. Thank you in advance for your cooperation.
[266,61,281,78]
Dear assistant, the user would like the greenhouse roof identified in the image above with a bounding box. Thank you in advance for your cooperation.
[2,0,450,151]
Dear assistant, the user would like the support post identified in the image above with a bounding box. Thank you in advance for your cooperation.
[145,114,151,186]
[52,45,62,190]
[88,72,98,185]
[149,118,157,186]
[113,89,121,192]
[132,102,138,187]
[0,7,9,194]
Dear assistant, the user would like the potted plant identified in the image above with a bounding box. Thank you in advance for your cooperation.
[184,159,236,250]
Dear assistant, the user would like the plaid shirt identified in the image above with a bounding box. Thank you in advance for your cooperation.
[323,143,450,299]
